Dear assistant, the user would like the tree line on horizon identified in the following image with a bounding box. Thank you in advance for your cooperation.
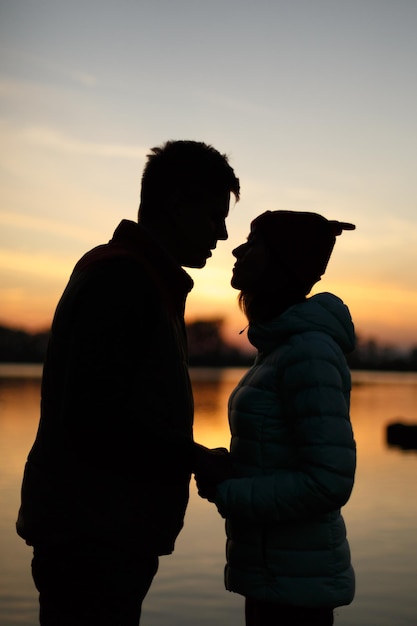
[0,321,416,371]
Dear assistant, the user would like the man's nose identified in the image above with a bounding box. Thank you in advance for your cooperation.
[217,221,228,241]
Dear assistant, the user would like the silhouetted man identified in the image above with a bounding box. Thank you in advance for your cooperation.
[16,140,240,625]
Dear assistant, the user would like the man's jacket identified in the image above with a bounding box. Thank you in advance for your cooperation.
[17,220,195,556]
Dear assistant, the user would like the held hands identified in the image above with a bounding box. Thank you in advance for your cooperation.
[193,443,233,502]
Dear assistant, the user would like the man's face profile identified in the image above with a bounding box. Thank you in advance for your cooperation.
[173,191,230,268]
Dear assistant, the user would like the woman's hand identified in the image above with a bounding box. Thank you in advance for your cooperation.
[193,443,233,501]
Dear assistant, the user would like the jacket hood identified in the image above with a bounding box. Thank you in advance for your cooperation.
[248,292,355,355]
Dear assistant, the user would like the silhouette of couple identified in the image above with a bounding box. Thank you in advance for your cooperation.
[17,140,356,626]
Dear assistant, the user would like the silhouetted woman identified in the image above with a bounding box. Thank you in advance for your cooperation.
[197,210,356,626]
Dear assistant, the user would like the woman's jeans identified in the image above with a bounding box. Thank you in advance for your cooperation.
[245,597,334,626]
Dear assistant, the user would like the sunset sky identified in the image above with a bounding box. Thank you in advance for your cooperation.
[1,0,416,351]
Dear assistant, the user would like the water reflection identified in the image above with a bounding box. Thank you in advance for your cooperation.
[1,367,417,625]
[191,368,240,449]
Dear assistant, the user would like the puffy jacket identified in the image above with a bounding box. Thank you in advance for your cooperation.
[17,220,195,556]
[215,292,356,608]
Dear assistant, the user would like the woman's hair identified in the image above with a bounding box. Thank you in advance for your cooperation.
[138,140,240,224]
[237,270,306,323]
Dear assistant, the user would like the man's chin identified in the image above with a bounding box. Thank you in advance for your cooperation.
[182,258,207,269]
[182,253,211,269]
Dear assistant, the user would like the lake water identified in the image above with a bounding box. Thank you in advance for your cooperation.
[1,365,417,626]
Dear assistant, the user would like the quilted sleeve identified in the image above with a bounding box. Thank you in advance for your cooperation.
[215,334,356,522]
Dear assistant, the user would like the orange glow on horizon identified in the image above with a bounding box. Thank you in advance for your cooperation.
[10,276,404,348]
[1,242,416,350]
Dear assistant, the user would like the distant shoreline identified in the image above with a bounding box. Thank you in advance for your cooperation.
[1,323,416,372]
[2,363,417,382]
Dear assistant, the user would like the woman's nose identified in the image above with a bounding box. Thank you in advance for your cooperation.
[232,243,246,258]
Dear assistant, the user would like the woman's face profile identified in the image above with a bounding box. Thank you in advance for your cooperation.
[231,230,269,291]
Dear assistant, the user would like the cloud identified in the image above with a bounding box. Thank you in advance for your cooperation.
[197,89,271,117]
[0,210,96,245]
[0,248,73,279]
[19,126,146,158]
[70,70,99,87]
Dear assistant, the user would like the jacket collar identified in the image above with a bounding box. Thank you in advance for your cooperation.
[112,220,193,293]
[248,293,355,355]
[74,219,194,314]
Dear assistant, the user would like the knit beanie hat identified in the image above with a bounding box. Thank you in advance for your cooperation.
[250,210,355,295]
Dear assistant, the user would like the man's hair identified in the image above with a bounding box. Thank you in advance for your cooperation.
[138,140,240,223]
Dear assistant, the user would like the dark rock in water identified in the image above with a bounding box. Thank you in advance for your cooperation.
[386,422,417,450]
